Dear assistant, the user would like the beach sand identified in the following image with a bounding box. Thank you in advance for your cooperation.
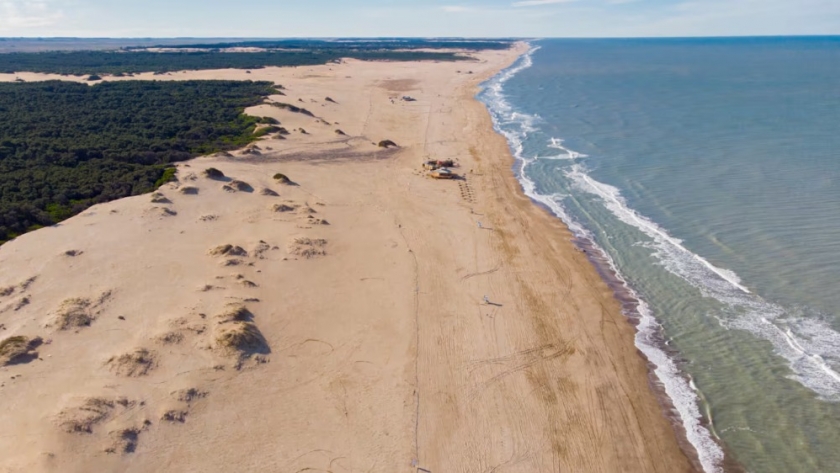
[0,45,695,472]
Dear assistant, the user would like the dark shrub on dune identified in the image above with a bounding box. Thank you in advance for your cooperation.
[269,102,315,117]
[203,168,226,179]
[378,140,398,148]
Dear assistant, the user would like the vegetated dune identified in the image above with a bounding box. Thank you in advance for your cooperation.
[203,167,226,179]
[0,43,695,473]
[178,186,199,195]
[49,292,111,330]
[270,203,295,213]
[208,244,248,257]
[0,335,42,366]
[105,348,156,377]
[222,180,253,193]
[56,397,136,434]
[150,192,171,204]
[287,237,328,258]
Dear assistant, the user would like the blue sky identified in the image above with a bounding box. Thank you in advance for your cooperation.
[1,0,838,37]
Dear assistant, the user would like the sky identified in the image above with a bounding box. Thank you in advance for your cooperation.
[0,0,838,38]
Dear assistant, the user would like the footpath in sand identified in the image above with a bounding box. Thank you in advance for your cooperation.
[0,46,696,472]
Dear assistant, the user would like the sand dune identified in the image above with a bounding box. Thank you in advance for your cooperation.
[0,45,696,472]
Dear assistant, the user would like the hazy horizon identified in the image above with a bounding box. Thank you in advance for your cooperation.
[3,34,839,40]
[0,0,837,38]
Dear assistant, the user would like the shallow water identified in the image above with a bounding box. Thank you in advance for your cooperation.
[479,38,840,473]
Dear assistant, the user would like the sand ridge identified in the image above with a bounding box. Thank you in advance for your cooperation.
[0,45,695,472]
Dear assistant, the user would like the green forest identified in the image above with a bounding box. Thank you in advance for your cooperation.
[0,80,278,243]
[0,49,470,75]
[123,39,514,51]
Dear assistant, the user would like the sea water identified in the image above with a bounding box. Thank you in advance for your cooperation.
[479,37,840,473]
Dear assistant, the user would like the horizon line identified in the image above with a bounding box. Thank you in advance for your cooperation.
[1,34,839,40]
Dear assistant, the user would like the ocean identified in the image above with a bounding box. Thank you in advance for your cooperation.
[478,37,840,473]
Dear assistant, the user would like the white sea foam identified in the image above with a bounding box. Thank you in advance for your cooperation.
[478,44,725,473]
[565,165,750,294]
[564,163,840,401]
[546,137,588,160]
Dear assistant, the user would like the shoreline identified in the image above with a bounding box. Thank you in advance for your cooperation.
[574,235,746,473]
[475,44,747,473]
[473,45,716,472]
[449,45,698,471]
[0,45,695,471]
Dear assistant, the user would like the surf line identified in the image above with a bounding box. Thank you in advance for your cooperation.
[771,320,840,384]
[478,47,725,473]
[573,169,751,294]
[567,163,840,400]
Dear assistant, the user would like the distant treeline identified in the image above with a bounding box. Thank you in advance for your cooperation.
[0,49,475,75]
[127,39,516,51]
[0,80,277,243]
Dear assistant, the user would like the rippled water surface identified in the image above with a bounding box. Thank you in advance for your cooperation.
[479,38,840,472]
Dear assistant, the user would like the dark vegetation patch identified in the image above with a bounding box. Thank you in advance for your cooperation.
[0,335,43,366]
[273,173,292,185]
[209,244,248,257]
[253,125,282,138]
[105,427,142,454]
[268,102,315,117]
[0,80,277,243]
[378,140,398,148]
[105,348,156,377]
[161,410,188,423]
[178,186,199,195]
[172,387,207,403]
[203,167,226,179]
[126,39,514,52]
[0,41,511,75]
[222,180,253,193]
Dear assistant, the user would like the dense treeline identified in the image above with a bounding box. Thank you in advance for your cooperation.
[0,80,277,243]
[0,38,516,53]
[0,49,470,75]
[127,39,515,51]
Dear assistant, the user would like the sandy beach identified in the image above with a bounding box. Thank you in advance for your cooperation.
[0,45,695,472]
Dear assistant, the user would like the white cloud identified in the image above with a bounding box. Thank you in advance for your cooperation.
[627,0,840,36]
[512,0,577,7]
[441,5,472,13]
[0,0,63,29]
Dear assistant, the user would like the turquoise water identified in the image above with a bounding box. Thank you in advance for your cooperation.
[479,38,840,473]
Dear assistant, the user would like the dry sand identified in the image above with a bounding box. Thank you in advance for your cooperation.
[0,45,696,472]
